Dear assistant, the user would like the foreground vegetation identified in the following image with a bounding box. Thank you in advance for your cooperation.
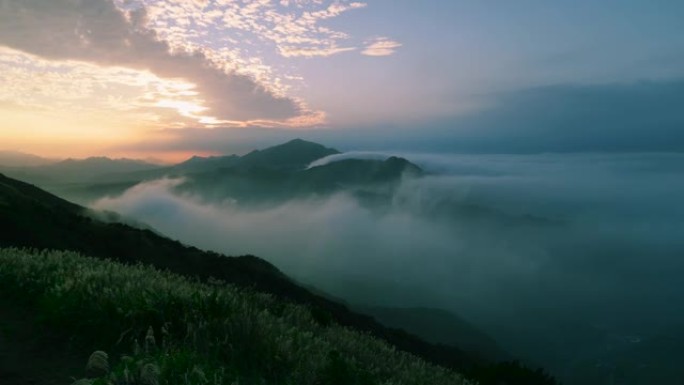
[0,248,471,385]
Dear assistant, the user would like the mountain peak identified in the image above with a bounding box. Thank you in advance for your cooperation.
[273,138,335,151]
[175,154,240,172]
[384,156,423,174]
[286,138,307,144]
[238,139,340,171]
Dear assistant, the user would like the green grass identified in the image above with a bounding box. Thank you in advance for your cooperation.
[0,248,471,385]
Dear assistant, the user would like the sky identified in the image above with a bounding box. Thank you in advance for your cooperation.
[0,0,683,160]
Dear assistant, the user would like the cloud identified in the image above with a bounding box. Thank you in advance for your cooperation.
[327,80,684,153]
[131,0,399,61]
[137,0,368,59]
[92,151,684,375]
[0,0,301,122]
[92,151,684,323]
[454,80,684,153]
[114,80,684,157]
[0,47,200,120]
[93,176,551,310]
[307,151,392,168]
[278,46,357,58]
[362,37,402,57]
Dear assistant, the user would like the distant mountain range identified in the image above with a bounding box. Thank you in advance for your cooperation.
[0,155,159,186]
[173,138,339,173]
[50,156,160,174]
[0,150,55,167]
[0,139,424,206]
[0,171,557,384]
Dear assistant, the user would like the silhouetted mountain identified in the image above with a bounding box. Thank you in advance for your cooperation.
[84,139,335,184]
[0,173,558,384]
[177,155,424,206]
[47,157,161,177]
[0,150,54,167]
[174,154,241,173]
[0,157,164,205]
[236,138,340,171]
[305,156,422,184]
[0,140,342,204]
[0,141,427,207]
[0,156,160,185]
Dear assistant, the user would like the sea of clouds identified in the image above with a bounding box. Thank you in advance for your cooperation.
[94,151,684,367]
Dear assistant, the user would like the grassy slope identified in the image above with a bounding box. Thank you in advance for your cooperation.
[0,248,470,385]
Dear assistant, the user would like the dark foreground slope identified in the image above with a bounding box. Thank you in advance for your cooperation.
[1,248,469,385]
[0,173,557,384]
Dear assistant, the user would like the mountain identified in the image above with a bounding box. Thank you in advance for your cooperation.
[0,156,161,185]
[0,150,54,167]
[133,138,337,178]
[155,139,337,177]
[15,140,421,206]
[43,157,161,178]
[174,154,240,173]
[0,140,340,204]
[0,157,164,204]
[0,172,557,384]
[177,155,425,206]
[304,156,423,185]
[236,138,340,171]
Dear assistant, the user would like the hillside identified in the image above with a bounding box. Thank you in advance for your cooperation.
[174,154,241,173]
[0,173,558,384]
[0,248,472,385]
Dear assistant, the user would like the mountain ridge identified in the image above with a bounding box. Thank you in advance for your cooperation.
[11,140,423,205]
[0,150,55,167]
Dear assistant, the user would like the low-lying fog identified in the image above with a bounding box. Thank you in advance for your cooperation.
[94,152,684,376]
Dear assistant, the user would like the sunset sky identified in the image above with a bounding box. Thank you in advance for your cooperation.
[1,0,683,161]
